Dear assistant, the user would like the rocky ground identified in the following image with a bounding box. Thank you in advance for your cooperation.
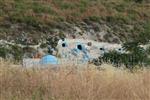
[0,0,150,60]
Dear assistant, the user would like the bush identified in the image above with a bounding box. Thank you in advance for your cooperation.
[0,47,9,58]
[92,41,149,69]
[134,0,143,3]
[89,16,101,22]
[137,22,150,44]
[0,45,23,61]
[10,45,23,61]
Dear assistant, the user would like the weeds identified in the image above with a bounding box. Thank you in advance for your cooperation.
[0,62,149,100]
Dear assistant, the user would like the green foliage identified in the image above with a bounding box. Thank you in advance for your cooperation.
[115,5,125,12]
[125,0,143,3]
[0,45,23,61]
[123,41,142,53]
[96,50,147,69]
[146,46,150,54]
[0,0,149,64]
[0,0,149,33]
[59,32,66,39]
[89,16,101,22]
[10,45,23,61]
[134,0,143,3]
[105,15,130,24]
[46,36,59,50]
[93,41,149,69]
[0,47,9,58]
[52,0,76,10]
[40,43,48,49]
[137,22,150,44]
[32,3,56,14]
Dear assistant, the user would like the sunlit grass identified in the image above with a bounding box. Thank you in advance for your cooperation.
[0,61,150,100]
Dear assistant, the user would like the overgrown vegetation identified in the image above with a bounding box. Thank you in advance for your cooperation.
[93,45,150,70]
[0,0,150,41]
[0,62,150,100]
[0,46,9,59]
[136,22,150,44]
[92,20,150,69]
[0,0,150,68]
[0,45,23,61]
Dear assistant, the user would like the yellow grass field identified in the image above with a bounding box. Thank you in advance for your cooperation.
[0,61,150,100]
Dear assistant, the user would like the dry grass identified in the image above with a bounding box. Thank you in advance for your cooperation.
[0,61,150,100]
[0,0,149,23]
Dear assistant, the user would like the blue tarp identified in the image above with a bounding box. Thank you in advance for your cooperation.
[40,55,58,65]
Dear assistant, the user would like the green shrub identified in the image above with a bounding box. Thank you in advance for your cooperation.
[124,0,143,3]
[32,3,56,14]
[10,14,41,29]
[114,4,126,12]
[93,41,149,69]
[10,45,23,61]
[134,0,143,3]
[89,16,101,22]
[46,36,59,50]
[0,47,9,58]
[40,43,47,48]
[53,0,75,10]
[137,22,150,44]
[105,15,130,24]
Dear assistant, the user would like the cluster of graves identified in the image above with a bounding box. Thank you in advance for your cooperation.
[23,38,125,67]
[57,39,126,64]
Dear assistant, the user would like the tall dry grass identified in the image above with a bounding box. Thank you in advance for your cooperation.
[0,61,150,100]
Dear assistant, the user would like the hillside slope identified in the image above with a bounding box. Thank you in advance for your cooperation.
[0,0,150,44]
